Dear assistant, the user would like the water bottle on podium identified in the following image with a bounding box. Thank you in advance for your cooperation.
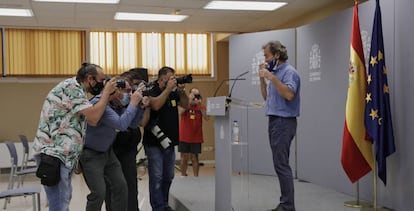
[232,120,240,144]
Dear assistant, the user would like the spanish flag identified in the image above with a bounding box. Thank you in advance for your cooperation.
[341,1,374,183]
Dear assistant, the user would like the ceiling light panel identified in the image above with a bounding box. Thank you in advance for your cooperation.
[0,8,33,17]
[33,0,119,4]
[204,1,287,11]
[115,12,188,22]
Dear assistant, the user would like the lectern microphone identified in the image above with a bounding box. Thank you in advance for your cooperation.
[228,71,249,99]
[213,78,246,97]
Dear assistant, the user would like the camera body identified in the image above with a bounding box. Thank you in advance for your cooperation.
[105,76,126,89]
[138,74,192,97]
[193,94,201,100]
[176,74,193,84]
[141,82,156,96]
[116,79,126,89]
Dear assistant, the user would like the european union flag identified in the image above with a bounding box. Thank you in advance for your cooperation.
[364,0,396,185]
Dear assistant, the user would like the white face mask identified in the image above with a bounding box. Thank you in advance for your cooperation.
[120,93,130,106]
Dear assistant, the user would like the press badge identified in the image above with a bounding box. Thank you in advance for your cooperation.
[171,100,176,107]
[190,114,195,120]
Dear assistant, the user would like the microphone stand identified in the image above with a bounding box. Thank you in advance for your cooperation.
[227,71,249,103]
[213,79,228,97]
[213,78,247,97]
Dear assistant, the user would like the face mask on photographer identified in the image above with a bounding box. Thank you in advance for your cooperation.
[89,78,104,95]
[120,93,130,106]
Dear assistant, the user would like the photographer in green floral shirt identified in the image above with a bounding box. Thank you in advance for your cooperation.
[32,62,117,211]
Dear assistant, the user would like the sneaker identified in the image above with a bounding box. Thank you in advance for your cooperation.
[74,162,82,174]
[164,206,175,211]
[269,204,284,211]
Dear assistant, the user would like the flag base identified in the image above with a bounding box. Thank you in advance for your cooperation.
[344,200,372,208]
[360,207,394,211]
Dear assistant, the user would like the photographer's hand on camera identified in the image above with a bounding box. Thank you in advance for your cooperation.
[166,76,177,92]
[129,88,143,106]
[188,92,195,101]
[140,96,150,108]
[177,83,185,92]
[102,78,117,96]
[136,82,146,93]
[177,84,189,109]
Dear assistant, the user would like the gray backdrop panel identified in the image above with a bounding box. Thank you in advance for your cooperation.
[391,0,414,209]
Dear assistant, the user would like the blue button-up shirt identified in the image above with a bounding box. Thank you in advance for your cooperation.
[84,94,143,152]
[265,62,300,117]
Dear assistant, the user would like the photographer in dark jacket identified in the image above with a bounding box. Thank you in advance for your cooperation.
[106,69,151,211]
[143,66,189,211]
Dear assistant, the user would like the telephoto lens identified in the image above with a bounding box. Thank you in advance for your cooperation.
[176,74,193,84]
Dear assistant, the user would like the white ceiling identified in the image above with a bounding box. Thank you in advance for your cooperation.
[0,0,365,33]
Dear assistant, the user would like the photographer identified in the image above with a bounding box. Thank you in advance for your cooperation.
[106,69,151,211]
[80,76,147,211]
[143,66,189,211]
[178,88,209,177]
[32,63,117,211]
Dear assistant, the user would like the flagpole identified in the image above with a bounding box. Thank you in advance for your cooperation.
[360,146,393,211]
[344,181,371,208]
[362,0,396,209]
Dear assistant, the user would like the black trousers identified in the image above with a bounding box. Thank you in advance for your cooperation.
[106,128,141,211]
[80,148,128,211]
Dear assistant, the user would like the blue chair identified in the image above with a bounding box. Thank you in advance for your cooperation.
[2,141,42,211]
[17,135,38,187]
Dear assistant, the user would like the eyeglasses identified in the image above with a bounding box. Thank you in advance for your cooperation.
[93,76,104,83]
[120,88,132,93]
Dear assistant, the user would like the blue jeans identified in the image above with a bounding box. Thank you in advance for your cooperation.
[144,146,175,211]
[268,116,297,211]
[43,161,73,211]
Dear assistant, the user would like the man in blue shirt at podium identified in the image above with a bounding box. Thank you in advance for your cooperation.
[259,40,301,211]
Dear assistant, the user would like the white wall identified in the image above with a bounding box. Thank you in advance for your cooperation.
[0,142,31,168]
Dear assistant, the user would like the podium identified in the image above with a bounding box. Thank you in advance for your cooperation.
[207,96,250,211]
